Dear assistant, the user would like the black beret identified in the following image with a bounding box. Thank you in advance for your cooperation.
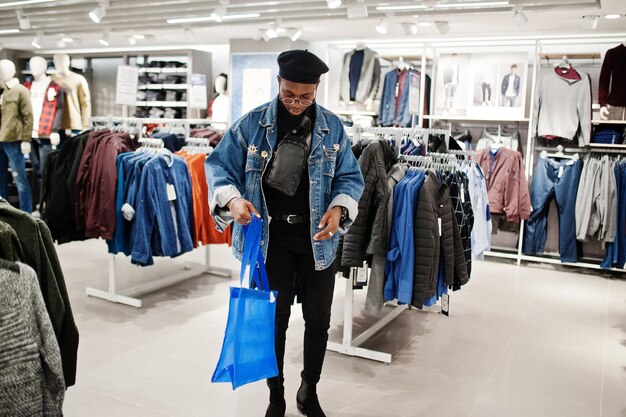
[277,49,329,84]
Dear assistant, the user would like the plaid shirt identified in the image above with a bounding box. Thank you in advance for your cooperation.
[23,80,63,138]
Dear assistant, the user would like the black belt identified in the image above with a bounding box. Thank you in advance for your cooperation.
[275,214,309,224]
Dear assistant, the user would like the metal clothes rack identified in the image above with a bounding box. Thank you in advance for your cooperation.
[86,116,231,308]
[327,125,453,364]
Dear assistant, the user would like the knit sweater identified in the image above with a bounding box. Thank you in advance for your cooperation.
[0,261,65,416]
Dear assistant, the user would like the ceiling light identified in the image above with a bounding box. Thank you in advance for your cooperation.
[376,17,390,34]
[56,40,66,48]
[347,1,368,19]
[260,29,270,42]
[604,14,622,19]
[16,11,31,30]
[513,10,528,27]
[402,22,418,36]
[89,1,109,23]
[211,5,227,22]
[132,34,145,40]
[62,37,73,43]
[581,15,599,29]
[327,0,341,9]
[266,23,278,38]
[98,32,109,46]
[376,5,426,11]
[127,37,137,45]
[183,27,195,39]
[418,22,432,27]
[0,0,58,7]
[422,0,439,8]
[436,1,508,8]
[434,21,450,35]
[166,13,260,24]
[287,28,302,41]
[31,35,41,48]
[0,29,20,34]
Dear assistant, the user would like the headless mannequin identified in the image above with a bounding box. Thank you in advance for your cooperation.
[599,40,626,121]
[0,60,31,155]
[340,42,375,111]
[53,53,91,135]
[211,74,230,124]
[30,57,61,147]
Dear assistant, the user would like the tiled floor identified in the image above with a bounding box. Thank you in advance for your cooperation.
[58,240,626,417]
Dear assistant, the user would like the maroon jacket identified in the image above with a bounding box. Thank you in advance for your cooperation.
[23,80,64,138]
[474,147,531,223]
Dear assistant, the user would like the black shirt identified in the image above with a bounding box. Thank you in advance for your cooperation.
[263,100,316,232]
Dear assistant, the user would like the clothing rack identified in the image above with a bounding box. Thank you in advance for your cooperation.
[86,116,231,308]
[327,125,454,364]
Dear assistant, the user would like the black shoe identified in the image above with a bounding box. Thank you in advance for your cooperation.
[265,378,286,417]
[296,379,326,417]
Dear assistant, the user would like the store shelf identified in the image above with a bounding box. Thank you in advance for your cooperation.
[425,115,531,123]
[138,67,188,74]
[135,101,188,107]
[335,110,378,117]
[592,119,626,125]
[138,84,188,90]
[587,143,626,149]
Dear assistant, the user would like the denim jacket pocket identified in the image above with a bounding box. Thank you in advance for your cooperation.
[322,149,337,194]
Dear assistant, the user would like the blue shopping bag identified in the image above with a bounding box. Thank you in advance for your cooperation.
[211,216,279,389]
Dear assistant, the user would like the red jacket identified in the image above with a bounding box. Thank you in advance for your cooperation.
[23,80,64,138]
[474,147,531,223]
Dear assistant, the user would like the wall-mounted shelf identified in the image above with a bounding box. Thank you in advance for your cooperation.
[592,119,626,125]
[138,84,188,90]
[425,115,531,123]
[587,143,626,149]
[138,67,188,74]
[136,101,188,107]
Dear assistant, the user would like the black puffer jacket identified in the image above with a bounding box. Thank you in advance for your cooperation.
[412,171,468,308]
[342,140,397,267]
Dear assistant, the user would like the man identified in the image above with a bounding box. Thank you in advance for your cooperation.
[501,64,521,107]
[205,50,364,417]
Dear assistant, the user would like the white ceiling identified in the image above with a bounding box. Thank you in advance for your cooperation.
[0,0,624,52]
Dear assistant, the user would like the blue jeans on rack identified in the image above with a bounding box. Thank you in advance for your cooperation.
[523,157,582,262]
[0,142,33,213]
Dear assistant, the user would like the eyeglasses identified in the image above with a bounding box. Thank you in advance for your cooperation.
[280,96,315,107]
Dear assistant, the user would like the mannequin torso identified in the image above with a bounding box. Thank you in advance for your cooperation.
[52,53,91,132]
[211,74,230,124]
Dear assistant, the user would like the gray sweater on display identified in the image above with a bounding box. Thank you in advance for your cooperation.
[532,69,592,146]
[0,262,65,417]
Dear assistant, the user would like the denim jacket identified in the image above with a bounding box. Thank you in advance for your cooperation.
[205,98,364,270]
[379,69,415,128]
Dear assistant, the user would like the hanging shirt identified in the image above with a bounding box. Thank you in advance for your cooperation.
[28,77,52,136]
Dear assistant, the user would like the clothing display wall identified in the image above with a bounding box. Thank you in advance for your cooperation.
[340,47,381,104]
[599,43,626,110]
[378,68,430,128]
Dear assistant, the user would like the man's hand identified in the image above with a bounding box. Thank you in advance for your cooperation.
[228,197,260,225]
[313,206,342,241]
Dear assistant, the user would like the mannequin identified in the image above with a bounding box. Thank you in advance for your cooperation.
[0,59,34,212]
[52,53,91,138]
[599,42,626,121]
[340,43,381,111]
[210,73,230,124]
[24,56,63,190]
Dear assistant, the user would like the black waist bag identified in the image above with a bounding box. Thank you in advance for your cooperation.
[264,115,312,197]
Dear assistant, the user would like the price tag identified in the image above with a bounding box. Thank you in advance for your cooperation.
[441,294,450,316]
[460,184,466,203]
[356,265,368,283]
[438,218,442,237]
[166,183,177,201]
[558,166,564,178]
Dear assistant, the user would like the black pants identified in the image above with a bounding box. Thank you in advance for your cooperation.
[265,223,336,385]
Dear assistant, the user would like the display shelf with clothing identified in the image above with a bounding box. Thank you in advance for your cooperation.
[378,66,431,128]
[0,199,79,391]
[328,126,481,365]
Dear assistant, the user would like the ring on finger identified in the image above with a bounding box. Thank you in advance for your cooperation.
[329,231,334,237]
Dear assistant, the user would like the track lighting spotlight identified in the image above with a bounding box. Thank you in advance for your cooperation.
[31,35,41,49]
[17,11,31,30]
[211,5,227,22]
[89,1,109,23]
[376,17,390,34]
[434,20,450,34]
[287,28,302,41]
[98,31,109,46]
[513,10,528,28]
[327,0,341,9]
[402,22,418,36]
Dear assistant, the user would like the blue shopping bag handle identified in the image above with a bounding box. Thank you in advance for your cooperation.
[240,216,271,292]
